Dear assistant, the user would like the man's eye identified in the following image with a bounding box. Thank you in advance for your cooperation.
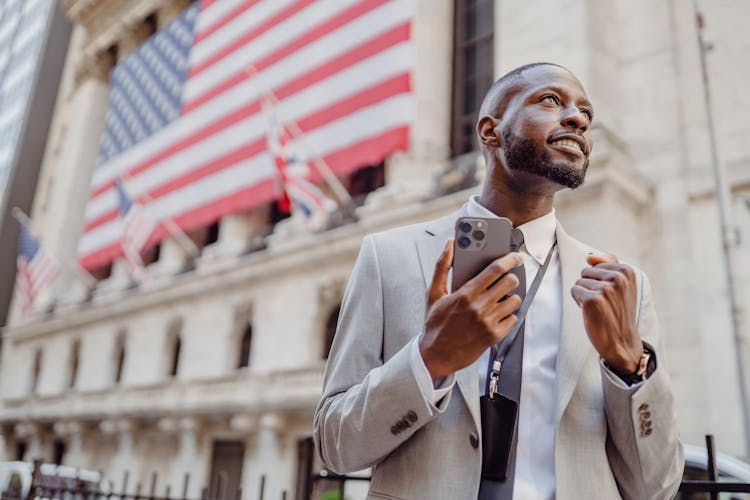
[581,109,593,121]
[542,95,559,104]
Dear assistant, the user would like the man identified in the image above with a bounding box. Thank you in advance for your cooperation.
[314,63,684,499]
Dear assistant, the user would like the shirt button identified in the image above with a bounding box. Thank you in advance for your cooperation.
[470,432,479,449]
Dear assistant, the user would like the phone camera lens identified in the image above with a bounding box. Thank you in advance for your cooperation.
[459,222,472,233]
[458,236,471,249]
[473,230,485,241]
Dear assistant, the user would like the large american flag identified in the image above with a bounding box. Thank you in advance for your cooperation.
[16,225,59,314]
[78,0,415,270]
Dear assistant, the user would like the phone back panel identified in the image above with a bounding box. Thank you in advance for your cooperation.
[452,217,513,291]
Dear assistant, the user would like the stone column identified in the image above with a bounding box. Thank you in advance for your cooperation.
[217,207,271,256]
[0,432,8,461]
[15,422,44,461]
[247,413,291,500]
[101,418,137,479]
[52,421,87,468]
[41,27,112,300]
[155,416,200,497]
[383,0,453,199]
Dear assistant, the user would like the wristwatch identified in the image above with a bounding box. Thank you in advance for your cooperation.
[607,345,656,386]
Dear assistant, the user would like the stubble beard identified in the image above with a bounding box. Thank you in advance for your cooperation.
[502,129,588,189]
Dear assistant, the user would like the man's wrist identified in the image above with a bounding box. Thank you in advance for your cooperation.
[604,343,656,385]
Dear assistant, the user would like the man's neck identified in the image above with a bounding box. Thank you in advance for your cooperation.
[478,184,555,227]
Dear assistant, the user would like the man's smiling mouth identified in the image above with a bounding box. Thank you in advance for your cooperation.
[549,136,586,156]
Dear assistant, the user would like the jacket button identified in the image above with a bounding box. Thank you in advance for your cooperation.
[470,432,479,449]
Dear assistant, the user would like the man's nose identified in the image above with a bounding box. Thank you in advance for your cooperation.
[561,106,588,132]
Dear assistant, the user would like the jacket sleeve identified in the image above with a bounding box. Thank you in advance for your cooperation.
[601,271,685,500]
[313,235,452,474]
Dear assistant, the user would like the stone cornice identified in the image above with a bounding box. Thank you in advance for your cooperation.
[2,190,471,342]
[0,365,325,423]
[65,0,176,84]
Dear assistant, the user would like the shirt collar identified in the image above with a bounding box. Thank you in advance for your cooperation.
[466,195,557,265]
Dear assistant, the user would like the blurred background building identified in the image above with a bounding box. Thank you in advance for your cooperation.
[0,0,749,499]
[0,0,71,328]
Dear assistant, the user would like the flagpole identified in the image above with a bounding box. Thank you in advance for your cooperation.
[11,207,98,289]
[245,67,357,216]
[117,174,200,258]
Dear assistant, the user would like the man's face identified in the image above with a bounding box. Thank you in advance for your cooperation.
[497,66,594,189]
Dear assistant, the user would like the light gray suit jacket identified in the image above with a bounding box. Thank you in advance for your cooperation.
[314,205,684,500]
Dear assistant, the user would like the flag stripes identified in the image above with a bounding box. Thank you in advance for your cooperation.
[16,225,59,313]
[79,0,414,270]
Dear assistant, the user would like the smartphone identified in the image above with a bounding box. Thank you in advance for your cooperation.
[452,216,514,291]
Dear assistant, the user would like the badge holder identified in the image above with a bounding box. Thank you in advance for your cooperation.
[480,359,518,481]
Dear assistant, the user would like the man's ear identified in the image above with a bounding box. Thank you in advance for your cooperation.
[477,116,500,148]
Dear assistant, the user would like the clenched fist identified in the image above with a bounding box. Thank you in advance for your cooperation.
[571,254,643,375]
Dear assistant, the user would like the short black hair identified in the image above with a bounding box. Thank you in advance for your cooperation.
[478,62,571,117]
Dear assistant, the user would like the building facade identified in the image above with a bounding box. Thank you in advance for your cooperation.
[1,0,750,499]
[0,0,71,327]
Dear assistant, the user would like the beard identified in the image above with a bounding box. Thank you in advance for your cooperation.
[502,129,588,189]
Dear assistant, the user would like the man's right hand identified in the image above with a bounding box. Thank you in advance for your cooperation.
[419,239,524,382]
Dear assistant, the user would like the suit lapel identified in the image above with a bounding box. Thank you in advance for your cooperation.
[414,205,482,432]
[554,223,596,423]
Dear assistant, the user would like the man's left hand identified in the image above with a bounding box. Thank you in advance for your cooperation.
[571,254,643,374]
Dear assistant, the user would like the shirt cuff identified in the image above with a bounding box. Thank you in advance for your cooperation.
[599,358,646,390]
[409,336,456,407]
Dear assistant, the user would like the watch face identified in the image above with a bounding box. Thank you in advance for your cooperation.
[636,352,650,377]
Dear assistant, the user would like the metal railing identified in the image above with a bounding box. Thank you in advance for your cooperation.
[677,435,750,499]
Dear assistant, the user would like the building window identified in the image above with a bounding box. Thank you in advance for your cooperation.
[68,340,80,389]
[189,221,220,254]
[268,200,292,228]
[237,324,252,369]
[348,163,385,206]
[322,304,341,359]
[53,439,65,465]
[113,332,126,384]
[30,348,42,394]
[167,319,183,378]
[451,0,495,156]
[142,243,161,267]
[15,441,26,461]
[91,262,112,281]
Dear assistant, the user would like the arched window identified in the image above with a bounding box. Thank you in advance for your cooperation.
[323,304,341,359]
[169,336,182,377]
[30,349,42,394]
[451,0,494,156]
[167,318,183,378]
[69,340,80,389]
[237,324,252,369]
[113,332,126,384]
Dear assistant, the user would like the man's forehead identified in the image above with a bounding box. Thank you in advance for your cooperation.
[513,65,589,102]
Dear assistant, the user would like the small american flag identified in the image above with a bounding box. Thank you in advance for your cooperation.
[115,179,156,282]
[79,0,415,270]
[16,225,59,314]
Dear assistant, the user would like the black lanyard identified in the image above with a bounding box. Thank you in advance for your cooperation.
[487,239,557,399]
